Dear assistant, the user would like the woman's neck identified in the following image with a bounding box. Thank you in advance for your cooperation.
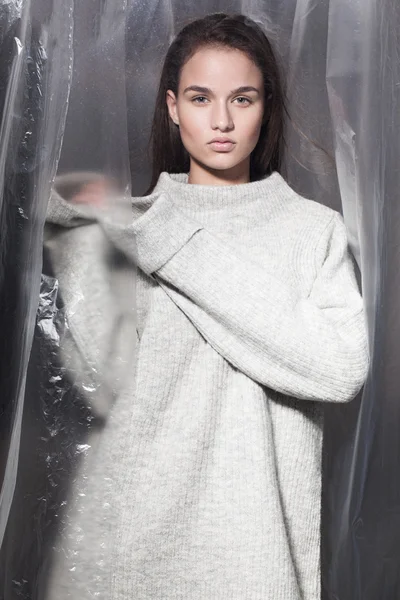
[188,158,250,186]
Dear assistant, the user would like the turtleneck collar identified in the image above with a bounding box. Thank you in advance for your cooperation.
[152,171,290,213]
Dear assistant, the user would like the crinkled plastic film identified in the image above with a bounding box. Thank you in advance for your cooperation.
[1,0,399,599]
[0,0,136,598]
[0,0,74,585]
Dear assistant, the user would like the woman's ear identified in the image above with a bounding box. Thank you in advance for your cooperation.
[166,90,179,126]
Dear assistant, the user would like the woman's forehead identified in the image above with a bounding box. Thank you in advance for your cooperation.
[180,47,262,87]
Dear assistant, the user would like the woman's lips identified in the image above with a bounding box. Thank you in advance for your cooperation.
[209,141,236,152]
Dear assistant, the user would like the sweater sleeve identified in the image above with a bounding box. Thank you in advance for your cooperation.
[130,194,369,403]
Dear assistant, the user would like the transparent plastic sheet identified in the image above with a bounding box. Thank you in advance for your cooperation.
[0,0,136,598]
[324,1,400,598]
[0,0,74,557]
[0,1,399,599]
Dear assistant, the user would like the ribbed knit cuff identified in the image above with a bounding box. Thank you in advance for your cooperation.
[46,188,98,227]
[131,194,203,274]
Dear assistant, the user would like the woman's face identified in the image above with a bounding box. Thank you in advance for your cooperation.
[166,46,265,184]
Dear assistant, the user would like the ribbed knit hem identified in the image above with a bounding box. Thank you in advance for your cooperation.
[113,581,308,600]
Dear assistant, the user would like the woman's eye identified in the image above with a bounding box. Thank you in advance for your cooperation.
[191,96,252,105]
[234,97,252,105]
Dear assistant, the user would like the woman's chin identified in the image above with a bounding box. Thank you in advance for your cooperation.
[194,155,246,173]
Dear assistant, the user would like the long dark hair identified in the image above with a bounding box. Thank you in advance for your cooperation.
[145,13,286,194]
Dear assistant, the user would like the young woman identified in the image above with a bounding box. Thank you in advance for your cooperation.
[43,12,369,600]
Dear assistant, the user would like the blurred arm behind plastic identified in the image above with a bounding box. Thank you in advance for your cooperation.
[44,173,137,420]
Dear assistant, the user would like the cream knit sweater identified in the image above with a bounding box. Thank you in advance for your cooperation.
[44,171,369,600]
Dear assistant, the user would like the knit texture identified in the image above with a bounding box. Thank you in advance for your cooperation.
[44,171,369,600]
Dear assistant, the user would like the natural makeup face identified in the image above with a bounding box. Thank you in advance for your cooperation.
[166,46,265,185]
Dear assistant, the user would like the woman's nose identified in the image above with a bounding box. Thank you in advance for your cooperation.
[211,101,234,131]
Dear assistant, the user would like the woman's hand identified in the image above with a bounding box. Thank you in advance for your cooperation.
[69,179,109,207]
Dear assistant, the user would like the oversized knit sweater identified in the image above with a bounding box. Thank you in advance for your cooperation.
[44,171,369,600]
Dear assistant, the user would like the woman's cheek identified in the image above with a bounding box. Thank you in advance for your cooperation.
[247,120,263,149]
[181,119,206,148]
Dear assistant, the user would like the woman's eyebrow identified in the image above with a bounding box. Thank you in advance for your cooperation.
[183,85,260,95]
